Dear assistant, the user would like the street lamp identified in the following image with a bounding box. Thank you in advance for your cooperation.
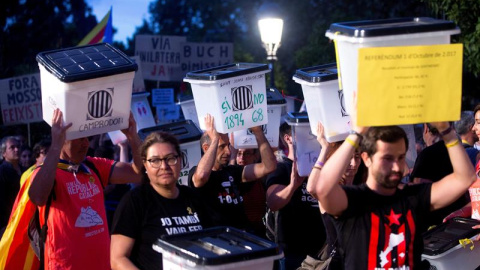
[258,2,283,88]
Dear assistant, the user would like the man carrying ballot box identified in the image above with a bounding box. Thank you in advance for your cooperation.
[188,114,276,231]
[28,108,143,270]
[311,104,476,270]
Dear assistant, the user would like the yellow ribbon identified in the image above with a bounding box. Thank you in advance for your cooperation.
[459,238,475,251]
[333,31,343,91]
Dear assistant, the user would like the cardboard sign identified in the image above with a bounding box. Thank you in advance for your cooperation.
[357,44,463,126]
[152,88,174,106]
[0,73,43,125]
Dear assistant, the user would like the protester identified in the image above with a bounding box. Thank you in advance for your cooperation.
[110,131,213,270]
[454,110,479,165]
[232,147,267,238]
[0,136,22,237]
[314,104,476,269]
[302,122,362,269]
[188,114,276,230]
[28,108,143,270]
[0,139,51,269]
[265,122,326,270]
[442,105,480,238]
[19,145,34,169]
[32,139,50,168]
[409,122,471,228]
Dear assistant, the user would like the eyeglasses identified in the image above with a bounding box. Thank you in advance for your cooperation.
[146,156,179,168]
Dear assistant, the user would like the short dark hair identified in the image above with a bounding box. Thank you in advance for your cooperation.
[139,132,181,161]
[32,139,51,159]
[454,111,474,135]
[279,122,291,148]
[474,104,480,116]
[361,126,408,157]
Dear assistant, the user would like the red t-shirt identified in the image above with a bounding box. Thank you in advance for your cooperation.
[32,157,114,270]
[470,162,480,220]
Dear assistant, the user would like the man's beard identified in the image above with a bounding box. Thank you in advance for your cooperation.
[375,171,403,189]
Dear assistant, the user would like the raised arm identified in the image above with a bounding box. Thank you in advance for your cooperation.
[29,108,72,206]
[242,126,277,182]
[110,112,143,185]
[192,114,219,188]
[316,97,368,216]
[266,160,305,211]
[430,122,476,211]
[306,122,331,200]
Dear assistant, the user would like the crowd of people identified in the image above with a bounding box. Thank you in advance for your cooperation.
[1,103,480,270]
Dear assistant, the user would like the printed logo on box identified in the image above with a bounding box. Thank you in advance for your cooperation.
[181,149,189,169]
[87,88,113,119]
[231,85,253,111]
[338,90,348,117]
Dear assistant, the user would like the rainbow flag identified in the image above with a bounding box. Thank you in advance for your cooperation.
[78,7,113,46]
[0,166,40,270]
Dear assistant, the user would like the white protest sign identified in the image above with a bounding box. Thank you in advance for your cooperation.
[181,42,233,73]
[135,34,186,81]
[0,73,43,125]
[152,88,174,106]
[156,104,180,122]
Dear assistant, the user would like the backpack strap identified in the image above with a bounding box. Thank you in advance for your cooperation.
[83,158,105,189]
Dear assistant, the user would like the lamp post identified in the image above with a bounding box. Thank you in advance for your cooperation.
[258,2,283,88]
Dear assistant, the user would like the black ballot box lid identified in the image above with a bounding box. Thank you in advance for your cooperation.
[266,88,286,105]
[327,17,458,38]
[184,63,269,81]
[285,111,310,124]
[138,120,202,144]
[423,217,480,256]
[153,226,282,266]
[36,43,137,82]
[294,63,338,83]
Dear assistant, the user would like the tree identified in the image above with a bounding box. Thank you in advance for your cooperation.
[0,0,97,78]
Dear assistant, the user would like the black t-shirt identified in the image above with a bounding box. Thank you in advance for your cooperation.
[111,183,213,270]
[188,165,249,229]
[336,183,431,270]
[0,162,21,233]
[409,141,470,227]
[265,158,326,257]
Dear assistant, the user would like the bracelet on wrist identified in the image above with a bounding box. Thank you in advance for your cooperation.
[313,166,323,170]
[439,125,453,137]
[349,130,364,139]
[315,160,325,167]
[445,139,460,148]
[345,137,359,149]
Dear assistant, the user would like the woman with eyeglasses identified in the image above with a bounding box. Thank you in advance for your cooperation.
[110,131,213,270]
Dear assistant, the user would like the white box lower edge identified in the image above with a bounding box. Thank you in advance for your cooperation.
[421,236,480,270]
[153,244,284,270]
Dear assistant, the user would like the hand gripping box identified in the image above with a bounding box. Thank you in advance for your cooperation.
[153,226,283,270]
[232,88,286,149]
[36,43,137,140]
[184,63,270,134]
[325,17,460,115]
[422,217,480,270]
[285,112,321,177]
[293,63,351,142]
[138,120,203,186]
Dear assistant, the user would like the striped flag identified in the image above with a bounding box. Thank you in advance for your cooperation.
[0,166,40,270]
[78,7,113,46]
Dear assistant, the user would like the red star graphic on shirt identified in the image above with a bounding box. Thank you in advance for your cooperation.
[386,209,402,226]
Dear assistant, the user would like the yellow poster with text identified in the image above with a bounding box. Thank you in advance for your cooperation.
[357,43,463,126]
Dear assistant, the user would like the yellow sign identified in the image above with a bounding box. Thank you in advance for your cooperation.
[357,43,463,126]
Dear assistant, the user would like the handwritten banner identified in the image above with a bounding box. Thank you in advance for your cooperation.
[357,43,463,126]
[0,73,43,125]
